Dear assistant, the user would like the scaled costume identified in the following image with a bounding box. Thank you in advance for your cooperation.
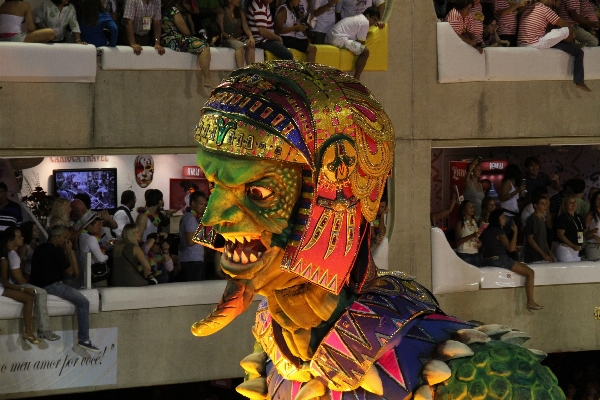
[190,61,564,400]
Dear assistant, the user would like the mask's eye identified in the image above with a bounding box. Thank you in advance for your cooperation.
[247,186,273,200]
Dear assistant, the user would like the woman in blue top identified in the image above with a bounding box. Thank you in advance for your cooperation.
[479,209,543,311]
[77,0,117,47]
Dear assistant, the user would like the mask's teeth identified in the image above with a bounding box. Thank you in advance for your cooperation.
[258,252,263,258]
[226,250,232,259]
[245,235,252,243]
[233,251,241,263]
[249,253,258,263]
[241,251,249,264]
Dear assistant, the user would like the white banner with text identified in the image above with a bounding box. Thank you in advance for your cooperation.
[0,328,118,394]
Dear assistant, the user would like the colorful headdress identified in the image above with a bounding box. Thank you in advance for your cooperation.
[195,61,394,294]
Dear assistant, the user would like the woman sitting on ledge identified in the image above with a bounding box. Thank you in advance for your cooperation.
[479,209,543,311]
[0,0,55,42]
[218,0,256,68]
[275,0,316,62]
[0,241,39,343]
[161,0,217,88]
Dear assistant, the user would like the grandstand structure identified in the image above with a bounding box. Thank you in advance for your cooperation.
[1,0,599,397]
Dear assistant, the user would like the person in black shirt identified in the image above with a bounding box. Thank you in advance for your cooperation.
[480,209,542,311]
[29,225,101,352]
[555,195,586,262]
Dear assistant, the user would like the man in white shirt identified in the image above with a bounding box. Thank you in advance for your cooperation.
[335,0,385,25]
[112,190,136,239]
[325,7,380,80]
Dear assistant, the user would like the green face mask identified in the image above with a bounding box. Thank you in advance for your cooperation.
[197,147,302,278]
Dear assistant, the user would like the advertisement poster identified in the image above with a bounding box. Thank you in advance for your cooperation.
[0,328,118,395]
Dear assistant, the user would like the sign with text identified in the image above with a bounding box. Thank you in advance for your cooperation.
[182,166,205,178]
[49,156,110,163]
[0,328,118,394]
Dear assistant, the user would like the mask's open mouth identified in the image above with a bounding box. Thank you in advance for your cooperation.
[222,235,267,264]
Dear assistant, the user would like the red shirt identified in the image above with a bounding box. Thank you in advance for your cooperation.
[581,0,599,22]
[558,0,581,24]
[471,3,484,43]
[445,8,475,37]
[518,2,561,45]
[494,0,518,35]
[247,0,274,43]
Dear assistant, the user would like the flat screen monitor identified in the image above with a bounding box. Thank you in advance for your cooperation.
[53,168,117,210]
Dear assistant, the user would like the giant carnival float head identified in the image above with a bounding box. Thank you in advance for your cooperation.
[189,61,564,400]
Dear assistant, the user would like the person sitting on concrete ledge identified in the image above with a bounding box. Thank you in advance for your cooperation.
[0,0,55,42]
[444,0,483,53]
[35,0,86,44]
[518,0,591,92]
[246,0,293,60]
[558,0,599,47]
[325,7,381,80]
[30,225,101,353]
[4,227,61,341]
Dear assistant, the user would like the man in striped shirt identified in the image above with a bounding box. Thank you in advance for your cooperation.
[444,0,483,53]
[246,0,293,60]
[558,0,599,46]
[0,182,22,232]
[494,0,530,46]
[518,0,591,92]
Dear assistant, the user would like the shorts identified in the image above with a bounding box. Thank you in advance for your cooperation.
[325,33,365,55]
[0,32,26,42]
[457,252,480,267]
[483,254,515,270]
[223,37,247,50]
[282,36,309,53]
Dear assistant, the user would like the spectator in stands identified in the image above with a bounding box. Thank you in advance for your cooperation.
[0,0,55,42]
[35,0,86,43]
[122,0,165,55]
[113,190,136,239]
[75,213,109,265]
[455,200,481,266]
[464,159,485,221]
[246,0,294,60]
[493,0,528,46]
[30,225,101,352]
[521,185,552,228]
[47,197,72,229]
[70,197,117,231]
[445,0,483,53]
[325,7,381,80]
[524,194,554,263]
[434,0,449,19]
[143,232,173,283]
[194,0,224,33]
[581,0,599,36]
[523,156,561,194]
[478,196,496,225]
[584,190,600,260]
[550,178,573,217]
[17,221,40,282]
[480,178,492,195]
[0,182,22,232]
[482,14,510,47]
[136,189,164,241]
[570,178,590,217]
[311,0,339,43]
[471,0,484,45]
[335,0,385,26]
[0,246,39,343]
[275,0,317,62]
[219,0,256,68]
[430,191,458,225]
[499,163,525,234]
[179,191,207,281]
[480,209,542,310]
[558,0,599,46]
[518,0,591,92]
[161,0,217,88]
[111,223,153,286]
[76,0,118,47]
[555,195,585,262]
[3,227,60,341]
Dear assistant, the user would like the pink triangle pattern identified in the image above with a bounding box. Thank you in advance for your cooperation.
[330,389,343,400]
[376,348,407,390]
[290,380,303,399]
[349,302,375,315]
[323,329,358,362]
